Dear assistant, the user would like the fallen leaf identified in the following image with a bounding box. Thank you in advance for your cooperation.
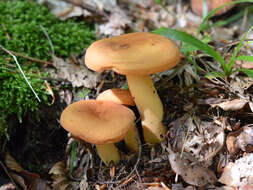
[211,98,248,111]
[169,115,224,167]
[168,151,217,186]
[5,153,24,173]
[97,7,131,36]
[49,161,72,190]
[219,153,253,187]
[45,80,55,104]
[50,56,101,88]
[226,125,253,155]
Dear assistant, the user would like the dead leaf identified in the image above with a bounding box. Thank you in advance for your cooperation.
[0,183,16,190]
[5,153,24,173]
[169,115,224,167]
[49,161,72,190]
[9,172,27,190]
[45,80,55,104]
[28,178,50,190]
[211,98,248,111]
[50,56,101,88]
[97,7,131,36]
[226,125,253,155]
[168,151,217,186]
[219,153,253,187]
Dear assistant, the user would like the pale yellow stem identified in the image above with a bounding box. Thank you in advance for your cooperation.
[126,75,166,143]
[124,126,139,153]
[95,143,120,165]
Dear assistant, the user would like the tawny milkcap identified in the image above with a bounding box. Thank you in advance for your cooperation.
[191,0,234,16]
[60,100,136,165]
[97,88,138,152]
[97,88,135,106]
[85,32,180,144]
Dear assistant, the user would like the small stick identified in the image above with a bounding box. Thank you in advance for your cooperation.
[7,50,52,66]
[0,44,41,102]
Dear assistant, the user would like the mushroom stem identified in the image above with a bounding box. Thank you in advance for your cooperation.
[124,127,139,153]
[126,75,166,143]
[96,143,120,165]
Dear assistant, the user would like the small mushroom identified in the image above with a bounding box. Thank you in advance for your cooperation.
[85,32,180,143]
[97,88,135,106]
[191,0,234,16]
[60,100,136,165]
[97,88,139,152]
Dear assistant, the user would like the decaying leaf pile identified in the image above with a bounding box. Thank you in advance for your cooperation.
[1,0,253,190]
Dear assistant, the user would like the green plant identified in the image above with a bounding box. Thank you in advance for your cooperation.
[0,0,96,138]
[153,0,253,80]
[0,0,95,59]
[0,63,49,138]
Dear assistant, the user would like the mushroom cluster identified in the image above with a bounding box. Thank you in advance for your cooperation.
[85,32,180,143]
[60,32,180,165]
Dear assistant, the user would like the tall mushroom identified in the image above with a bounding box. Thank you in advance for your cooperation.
[85,32,180,143]
[60,100,136,165]
[97,88,138,152]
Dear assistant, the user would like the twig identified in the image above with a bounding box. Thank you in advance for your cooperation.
[63,0,109,19]
[7,50,52,65]
[224,39,253,47]
[0,44,41,102]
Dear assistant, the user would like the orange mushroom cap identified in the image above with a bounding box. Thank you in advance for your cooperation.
[96,88,135,106]
[60,100,136,145]
[85,32,180,75]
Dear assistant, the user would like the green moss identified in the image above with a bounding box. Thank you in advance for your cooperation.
[0,0,96,138]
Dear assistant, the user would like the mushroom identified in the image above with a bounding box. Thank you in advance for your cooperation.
[60,100,136,165]
[97,88,138,152]
[85,32,180,143]
[97,88,135,106]
[190,0,234,16]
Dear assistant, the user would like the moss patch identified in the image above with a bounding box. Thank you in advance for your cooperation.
[0,0,96,138]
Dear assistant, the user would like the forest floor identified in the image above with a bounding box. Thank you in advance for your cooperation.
[1,0,253,190]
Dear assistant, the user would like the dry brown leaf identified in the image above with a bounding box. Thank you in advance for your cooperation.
[219,153,253,187]
[168,151,217,186]
[211,98,248,111]
[97,7,131,36]
[49,161,72,190]
[28,178,50,190]
[45,80,55,104]
[5,153,24,173]
[0,183,16,190]
[49,161,66,176]
[226,125,253,155]
[9,172,27,190]
[169,115,224,167]
[241,61,253,69]
[50,56,101,88]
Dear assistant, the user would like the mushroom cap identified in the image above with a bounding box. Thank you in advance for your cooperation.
[60,100,136,145]
[96,88,135,106]
[85,32,180,75]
